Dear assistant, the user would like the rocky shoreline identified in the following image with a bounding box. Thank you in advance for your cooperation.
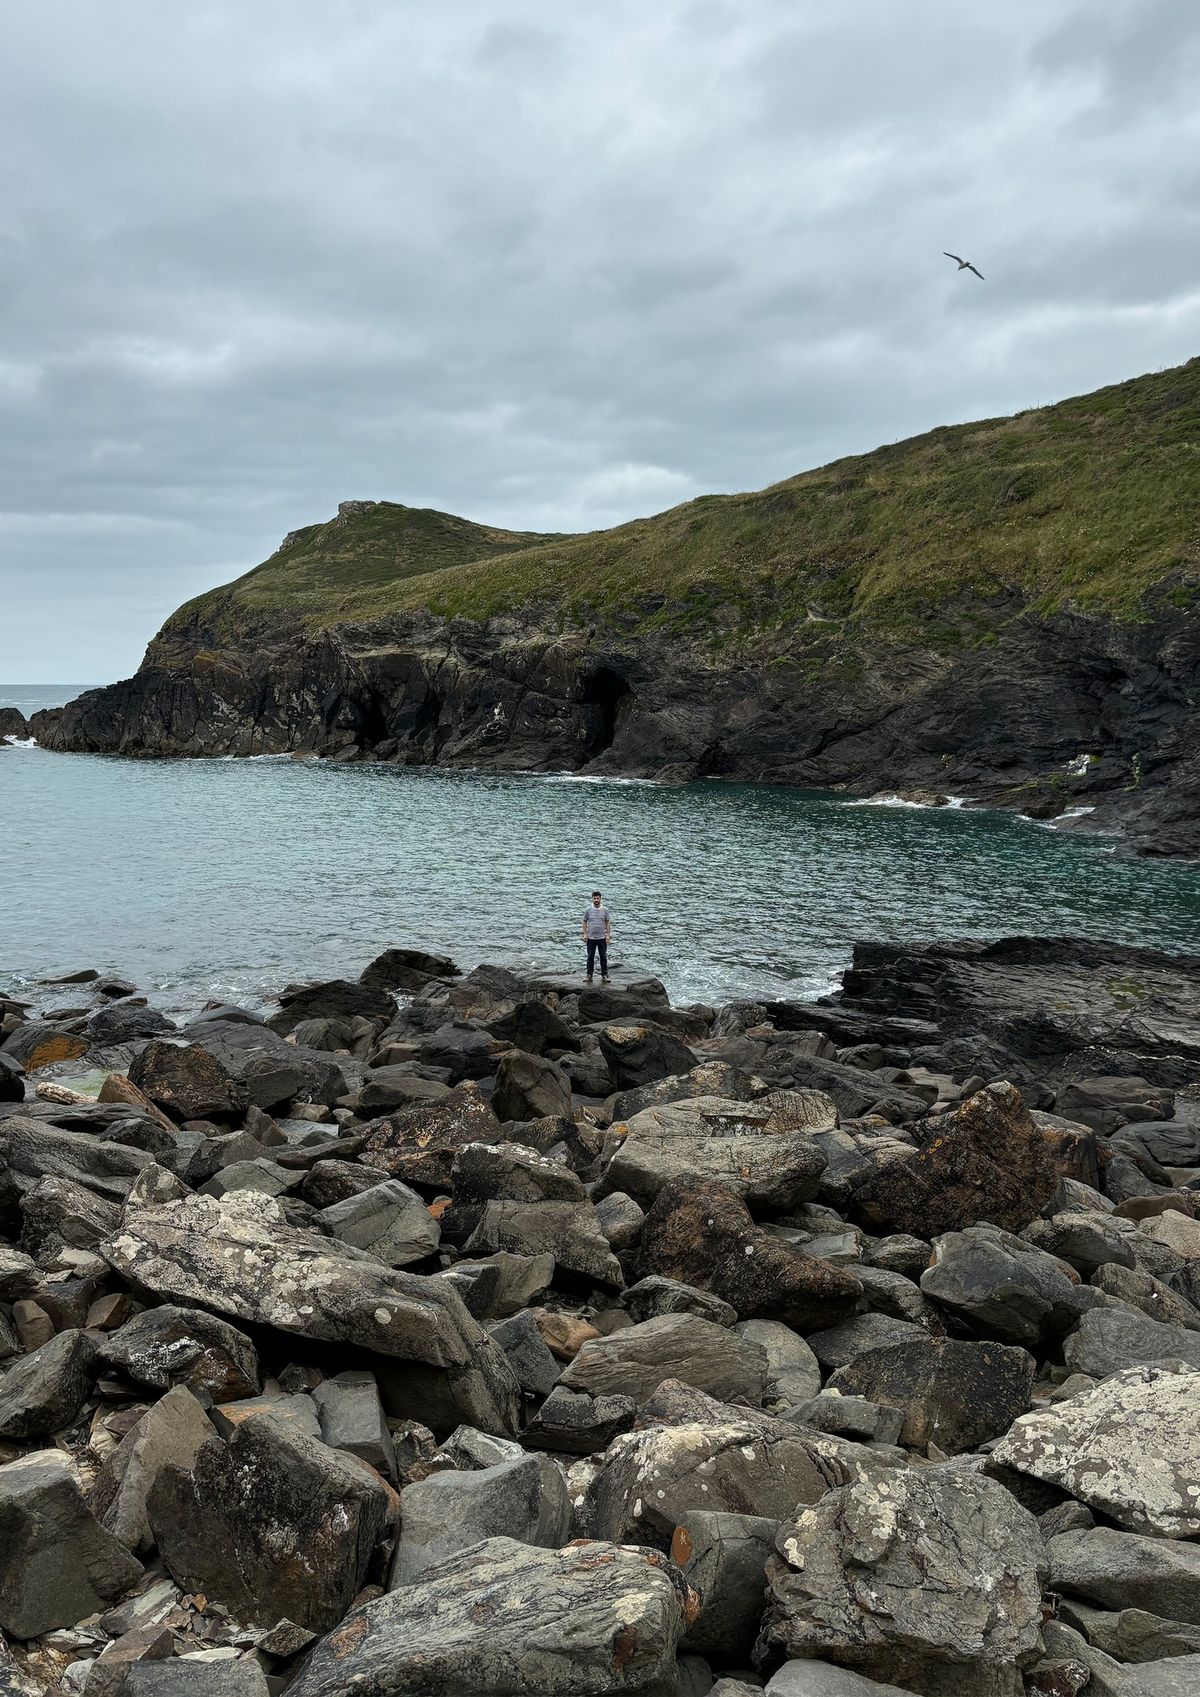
[1,936,1199,1695]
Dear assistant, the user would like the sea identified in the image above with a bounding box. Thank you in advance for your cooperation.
[4,682,1200,1016]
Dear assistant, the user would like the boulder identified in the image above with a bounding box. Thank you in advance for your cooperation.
[599,1095,831,1211]
[315,1178,440,1267]
[523,1383,636,1454]
[1055,1076,1175,1133]
[991,1364,1200,1538]
[827,1337,1036,1454]
[312,1369,397,1481]
[0,1116,151,1201]
[1062,1306,1200,1377]
[418,1020,503,1082]
[90,1385,213,1551]
[463,1199,623,1288]
[147,1408,393,1633]
[20,1173,122,1255]
[392,1452,569,1584]
[354,1066,449,1115]
[595,1189,645,1250]
[638,1179,862,1331]
[0,1328,99,1440]
[270,977,395,1033]
[188,1021,349,1111]
[920,1224,1088,1345]
[806,1313,930,1373]
[608,1059,756,1121]
[100,1662,271,1694]
[360,946,460,992]
[673,1509,779,1661]
[1147,1210,1200,1259]
[0,1050,24,1102]
[851,1082,1059,1237]
[733,1320,821,1406]
[759,1468,1047,1695]
[487,998,580,1056]
[489,1310,562,1398]
[84,1002,174,1048]
[765,1667,914,1697]
[491,1050,572,1121]
[101,1191,521,1434]
[1,1023,89,1072]
[287,1536,699,1697]
[561,1314,770,1405]
[624,1276,738,1328]
[1024,1211,1137,1275]
[1048,1527,1200,1624]
[100,1305,260,1401]
[128,1041,246,1123]
[359,1084,503,1188]
[598,1023,698,1090]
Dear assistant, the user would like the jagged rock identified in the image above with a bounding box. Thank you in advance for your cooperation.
[0,1329,99,1439]
[759,1468,1047,1695]
[807,1313,931,1372]
[853,1264,938,1326]
[1048,1527,1200,1624]
[490,1308,562,1396]
[673,1510,779,1660]
[1,1023,88,1072]
[463,1198,623,1287]
[851,1082,1059,1237]
[560,1313,769,1405]
[20,1174,122,1255]
[100,1305,260,1401]
[392,1452,569,1584]
[312,1370,397,1480]
[271,977,396,1033]
[360,946,460,992]
[486,997,580,1056]
[0,1117,151,1200]
[445,1139,587,1222]
[288,1536,699,1697]
[991,1364,1200,1538]
[90,1385,213,1551]
[523,1383,636,1453]
[315,1178,439,1266]
[491,1050,572,1120]
[638,1179,862,1330]
[452,1249,554,1318]
[827,1336,1036,1453]
[101,1192,521,1434]
[1062,1306,1200,1376]
[187,1021,349,1111]
[599,1095,830,1211]
[624,1276,738,1327]
[359,1084,503,1187]
[920,1224,1089,1344]
[354,1066,449,1114]
[790,1394,905,1446]
[608,1060,755,1121]
[0,1450,143,1638]
[127,1041,246,1123]
[598,1023,698,1090]
[0,1245,40,1300]
[1024,1211,1137,1275]
[733,1320,821,1406]
[299,1156,392,1209]
[84,1002,173,1048]
[147,1408,393,1632]
[1056,1601,1200,1664]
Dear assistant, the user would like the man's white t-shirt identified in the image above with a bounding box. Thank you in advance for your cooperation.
[584,905,611,939]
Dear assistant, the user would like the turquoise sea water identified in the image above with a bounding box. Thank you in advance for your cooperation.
[5,684,1200,1013]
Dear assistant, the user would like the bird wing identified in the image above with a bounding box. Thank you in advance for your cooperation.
[943,252,964,264]
[966,263,985,280]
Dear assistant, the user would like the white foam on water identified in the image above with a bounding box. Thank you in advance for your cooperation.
[532,771,661,787]
[846,792,973,810]
[2,735,38,749]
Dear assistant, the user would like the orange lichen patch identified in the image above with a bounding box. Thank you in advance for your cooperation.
[328,1613,370,1659]
[670,1525,694,1566]
[427,1196,451,1220]
[611,1626,638,1672]
[23,1034,87,1072]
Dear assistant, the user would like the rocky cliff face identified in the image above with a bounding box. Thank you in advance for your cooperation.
[29,594,1200,855]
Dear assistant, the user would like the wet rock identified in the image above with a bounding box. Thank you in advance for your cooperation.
[599,1095,831,1211]
[920,1224,1088,1345]
[101,1192,521,1434]
[759,1467,1047,1696]
[560,1313,769,1405]
[100,1305,260,1401]
[0,1050,25,1102]
[991,1364,1200,1538]
[127,1041,246,1123]
[624,1275,738,1327]
[1062,1305,1200,1376]
[1048,1527,1200,1624]
[638,1179,863,1331]
[598,1023,698,1090]
[733,1320,821,1406]
[523,1383,636,1453]
[288,1536,699,1697]
[851,1081,1059,1237]
[359,1084,503,1188]
[90,1385,213,1551]
[147,1408,393,1633]
[84,1003,174,1049]
[0,1329,99,1440]
[827,1336,1036,1454]
[0,1450,143,1639]
[312,1369,397,1481]
[315,1178,440,1267]
[2,1023,89,1072]
[491,1050,572,1121]
[673,1510,779,1660]
[392,1452,569,1584]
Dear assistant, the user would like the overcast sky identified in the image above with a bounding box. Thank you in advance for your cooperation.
[1,1,1197,682]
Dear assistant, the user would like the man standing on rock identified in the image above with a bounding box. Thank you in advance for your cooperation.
[582,891,612,984]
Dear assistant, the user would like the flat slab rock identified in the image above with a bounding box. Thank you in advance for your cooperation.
[287,1535,700,1697]
[560,1314,770,1406]
[991,1363,1200,1538]
[827,1335,1036,1454]
[101,1190,520,1434]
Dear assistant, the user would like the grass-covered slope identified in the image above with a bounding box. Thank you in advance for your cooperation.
[169,358,1200,645]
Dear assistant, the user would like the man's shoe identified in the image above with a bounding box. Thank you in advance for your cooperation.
[601,975,611,984]
[585,974,593,983]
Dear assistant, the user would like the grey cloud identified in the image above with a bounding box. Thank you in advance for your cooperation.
[0,0,1197,679]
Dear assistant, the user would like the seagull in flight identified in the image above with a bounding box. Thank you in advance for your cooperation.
[944,251,985,280]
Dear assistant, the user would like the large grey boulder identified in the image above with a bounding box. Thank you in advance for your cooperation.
[462,1198,623,1287]
[560,1314,770,1405]
[599,1095,832,1211]
[128,1040,247,1122]
[360,1084,504,1187]
[991,1364,1200,1538]
[0,1116,151,1201]
[102,1191,521,1434]
[0,1450,143,1638]
[673,1509,779,1660]
[1048,1527,1200,1625]
[315,1177,440,1267]
[115,1664,271,1695]
[760,1468,1047,1697]
[287,1536,699,1696]
[0,1328,99,1440]
[598,1023,698,1090]
[391,1452,569,1584]
[90,1384,213,1551]
[734,1320,821,1406]
[827,1336,1036,1454]
[1062,1306,1200,1376]
[491,1050,572,1121]
[312,1369,397,1480]
[147,1408,393,1633]
[191,1019,350,1110]
[100,1304,260,1401]
[766,1665,915,1696]
[920,1224,1088,1345]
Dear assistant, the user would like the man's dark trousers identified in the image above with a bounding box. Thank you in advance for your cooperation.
[586,937,608,978]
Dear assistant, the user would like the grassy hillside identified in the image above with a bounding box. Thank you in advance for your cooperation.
[168,358,1200,645]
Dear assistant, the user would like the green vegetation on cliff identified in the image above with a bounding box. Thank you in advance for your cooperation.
[169,358,1200,643]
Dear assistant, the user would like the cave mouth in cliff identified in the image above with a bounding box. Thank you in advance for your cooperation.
[581,665,632,758]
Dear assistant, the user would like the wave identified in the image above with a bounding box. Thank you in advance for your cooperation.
[2,735,38,749]
[532,772,662,787]
[847,792,973,810]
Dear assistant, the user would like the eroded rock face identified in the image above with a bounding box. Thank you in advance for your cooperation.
[991,1364,1200,1538]
[827,1336,1037,1454]
[359,1085,503,1188]
[287,1536,700,1697]
[851,1082,1059,1237]
[128,1040,247,1123]
[101,1191,520,1434]
[759,1468,1047,1696]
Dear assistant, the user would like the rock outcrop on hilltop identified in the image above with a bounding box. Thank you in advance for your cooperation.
[1,935,1199,1691]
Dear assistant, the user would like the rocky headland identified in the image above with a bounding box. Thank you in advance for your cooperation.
[1,935,1199,1694]
[29,358,1200,857]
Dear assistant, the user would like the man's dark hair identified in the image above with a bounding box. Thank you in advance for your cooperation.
[591,890,602,899]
